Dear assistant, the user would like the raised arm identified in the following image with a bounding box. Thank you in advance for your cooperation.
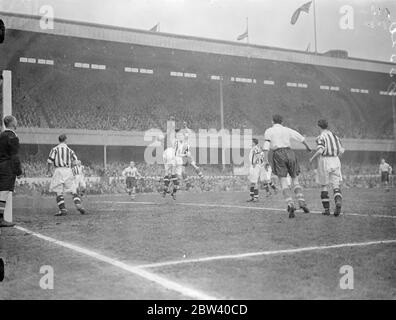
[309,136,323,164]
[289,128,311,152]
[121,168,127,178]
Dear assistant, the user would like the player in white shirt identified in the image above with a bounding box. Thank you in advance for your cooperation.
[262,115,312,218]
[122,161,142,199]
[180,122,203,180]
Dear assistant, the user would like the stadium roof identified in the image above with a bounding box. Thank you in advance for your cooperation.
[1,10,395,74]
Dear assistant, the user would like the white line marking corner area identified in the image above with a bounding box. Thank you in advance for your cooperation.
[14,226,217,300]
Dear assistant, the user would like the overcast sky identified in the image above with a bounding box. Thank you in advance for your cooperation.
[1,0,395,62]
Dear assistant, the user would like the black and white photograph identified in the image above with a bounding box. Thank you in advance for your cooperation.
[0,0,395,303]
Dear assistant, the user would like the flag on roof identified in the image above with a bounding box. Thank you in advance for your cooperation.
[149,23,160,32]
[237,29,248,41]
[291,1,312,25]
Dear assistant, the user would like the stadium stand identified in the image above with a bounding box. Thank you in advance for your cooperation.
[0,27,394,139]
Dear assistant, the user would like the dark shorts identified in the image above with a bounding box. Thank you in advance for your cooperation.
[126,177,137,188]
[381,172,389,183]
[0,174,16,192]
[0,161,17,192]
[271,148,300,179]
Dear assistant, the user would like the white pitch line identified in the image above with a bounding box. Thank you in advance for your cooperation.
[14,226,217,300]
[136,239,396,269]
[177,202,396,219]
[99,201,157,205]
[99,200,396,219]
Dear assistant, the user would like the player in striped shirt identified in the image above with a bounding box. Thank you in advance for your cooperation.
[47,134,85,216]
[309,120,345,217]
[72,160,86,197]
[169,130,185,200]
[247,138,262,202]
[122,161,142,199]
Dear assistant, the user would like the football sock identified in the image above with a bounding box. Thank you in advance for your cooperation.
[263,183,270,193]
[72,193,82,209]
[321,191,330,210]
[56,195,66,211]
[282,189,294,208]
[333,188,342,207]
[171,174,179,193]
[0,200,6,220]
[254,188,259,200]
[293,184,306,207]
[249,186,254,199]
[164,175,170,188]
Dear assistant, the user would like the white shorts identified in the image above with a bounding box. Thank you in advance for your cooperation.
[49,167,76,194]
[74,174,86,190]
[248,166,260,184]
[317,156,342,187]
[174,156,184,176]
[259,167,272,182]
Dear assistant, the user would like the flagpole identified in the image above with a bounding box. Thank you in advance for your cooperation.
[313,0,318,54]
[246,17,249,44]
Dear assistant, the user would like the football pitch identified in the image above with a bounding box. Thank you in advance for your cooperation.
[1,188,395,300]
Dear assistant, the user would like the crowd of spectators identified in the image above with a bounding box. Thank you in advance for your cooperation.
[14,160,393,197]
[9,67,394,139]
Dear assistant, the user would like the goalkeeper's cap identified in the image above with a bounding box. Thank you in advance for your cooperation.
[0,19,5,44]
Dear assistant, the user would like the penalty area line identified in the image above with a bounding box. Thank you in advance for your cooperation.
[177,202,396,219]
[136,239,396,269]
[13,226,218,300]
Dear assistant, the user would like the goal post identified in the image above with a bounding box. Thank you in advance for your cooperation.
[1,70,12,222]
